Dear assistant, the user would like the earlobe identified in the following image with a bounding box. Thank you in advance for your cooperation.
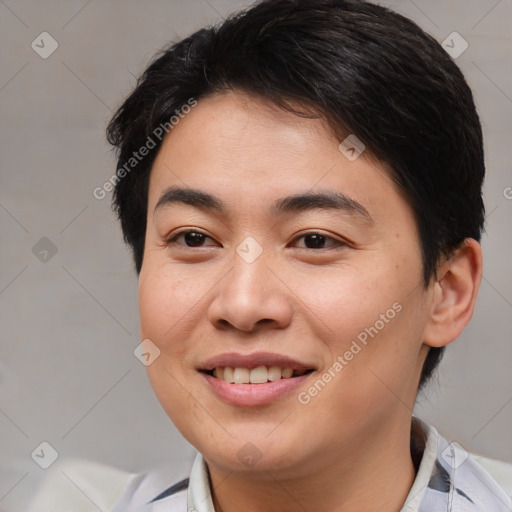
[423,238,483,348]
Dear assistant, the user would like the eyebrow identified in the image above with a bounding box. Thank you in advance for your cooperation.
[154,186,372,223]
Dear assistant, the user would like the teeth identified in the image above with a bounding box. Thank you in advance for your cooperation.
[233,368,250,384]
[223,367,234,383]
[211,366,300,384]
[281,368,293,378]
[249,366,268,383]
[268,366,282,381]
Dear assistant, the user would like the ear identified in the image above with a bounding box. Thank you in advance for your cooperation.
[423,238,483,348]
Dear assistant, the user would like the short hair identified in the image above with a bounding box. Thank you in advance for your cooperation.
[106,0,485,390]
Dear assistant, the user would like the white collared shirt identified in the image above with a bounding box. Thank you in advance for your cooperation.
[29,418,512,512]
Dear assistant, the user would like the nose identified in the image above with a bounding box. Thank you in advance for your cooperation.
[206,250,293,334]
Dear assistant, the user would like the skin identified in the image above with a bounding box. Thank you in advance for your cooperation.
[138,90,482,512]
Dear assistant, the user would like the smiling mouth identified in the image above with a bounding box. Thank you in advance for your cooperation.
[202,366,314,384]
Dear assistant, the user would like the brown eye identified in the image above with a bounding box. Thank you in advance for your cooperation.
[292,232,344,250]
[167,230,218,247]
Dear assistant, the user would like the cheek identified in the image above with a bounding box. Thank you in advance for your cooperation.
[290,262,404,350]
[138,267,208,435]
[145,357,207,450]
[290,259,426,393]
[138,264,201,345]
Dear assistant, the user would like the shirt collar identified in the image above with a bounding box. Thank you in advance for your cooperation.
[185,417,511,512]
[188,449,215,512]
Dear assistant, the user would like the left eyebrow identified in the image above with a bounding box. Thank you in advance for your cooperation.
[270,189,372,223]
[153,186,372,223]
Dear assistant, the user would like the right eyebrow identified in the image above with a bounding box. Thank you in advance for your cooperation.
[154,186,227,216]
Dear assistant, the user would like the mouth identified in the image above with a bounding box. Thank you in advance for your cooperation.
[198,352,316,406]
[201,366,315,384]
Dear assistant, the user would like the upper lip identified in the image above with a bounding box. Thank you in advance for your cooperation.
[198,352,316,372]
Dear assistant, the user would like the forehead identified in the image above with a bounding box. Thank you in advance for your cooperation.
[147,91,406,224]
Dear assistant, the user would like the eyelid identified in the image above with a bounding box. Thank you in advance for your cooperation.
[166,228,220,246]
[165,228,348,250]
[288,230,349,250]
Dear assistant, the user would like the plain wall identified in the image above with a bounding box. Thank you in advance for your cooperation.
[1,1,511,510]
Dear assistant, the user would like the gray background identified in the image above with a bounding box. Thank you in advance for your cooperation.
[0,0,511,510]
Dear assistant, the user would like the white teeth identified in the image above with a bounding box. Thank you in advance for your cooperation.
[268,366,282,381]
[223,367,234,383]
[233,368,250,384]
[249,366,268,384]
[212,366,299,383]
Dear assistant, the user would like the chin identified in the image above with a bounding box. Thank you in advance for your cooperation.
[199,434,310,474]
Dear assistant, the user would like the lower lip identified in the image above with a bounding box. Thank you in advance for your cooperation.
[201,372,313,406]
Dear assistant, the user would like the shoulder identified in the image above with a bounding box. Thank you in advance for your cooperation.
[471,453,512,495]
[27,457,140,512]
[28,457,190,512]
[426,420,512,510]
[28,446,512,512]
[145,483,188,512]
[406,418,512,511]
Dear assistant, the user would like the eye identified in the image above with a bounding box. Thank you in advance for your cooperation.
[291,232,345,250]
[166,230,345,250]
[166,230,220,248]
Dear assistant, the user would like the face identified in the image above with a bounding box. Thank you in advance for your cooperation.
[138,91,433,478]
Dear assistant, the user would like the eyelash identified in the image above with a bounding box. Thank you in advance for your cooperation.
[165,229,346,250]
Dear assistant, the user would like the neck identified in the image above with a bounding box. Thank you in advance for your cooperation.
[208,418,417,512]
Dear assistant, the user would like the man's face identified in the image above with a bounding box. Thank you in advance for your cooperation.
[138,91,433,477]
